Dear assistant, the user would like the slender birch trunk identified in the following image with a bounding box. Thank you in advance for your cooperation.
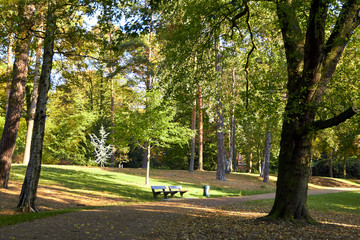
[23,12,44,165]
[17,5,56,212]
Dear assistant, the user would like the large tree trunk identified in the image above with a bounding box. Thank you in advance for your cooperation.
[197,83,204,171]
[0,3,34,188]
[189,99,196,172]
[267,0,359,222]
[263,130,271,183]
[23,12,44,165]
[17,5,55,212]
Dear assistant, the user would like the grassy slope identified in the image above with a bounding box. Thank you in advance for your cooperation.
[9,164,277,201]
[2,164,359,227]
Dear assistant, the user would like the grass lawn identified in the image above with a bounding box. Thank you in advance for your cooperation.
[8,164,276,202]
[1,164,359,228]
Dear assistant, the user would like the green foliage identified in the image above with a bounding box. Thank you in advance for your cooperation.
[115,87,193,150]
[313,157,360,179]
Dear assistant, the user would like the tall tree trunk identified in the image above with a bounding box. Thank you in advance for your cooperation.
[197,83,204,171]
[263,130,271,183]
[215,42,225,181]
[17,5,55,212]
[145,144,151,185]
[141,142,148,168]
[189,99,196,172]
[226,114,236,174]
[5,33,14,112]
[23,12,44,165]
[328,149,334,178]
[0,3,34,188]
[109,28,115,167]
[248,151,253,173]
[226,67,237,174]
[267,1,359,222]
[142,4,153,169]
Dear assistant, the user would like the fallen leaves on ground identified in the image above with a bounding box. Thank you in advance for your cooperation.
[157,202,360,240]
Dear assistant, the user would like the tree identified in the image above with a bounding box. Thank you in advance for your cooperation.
[0,2,35,188]
[116,88,192,185]
[155,0,359,221]
[267,0,359,222]
[23,9,44,165]
[89,125,113,167]
[17,1,56,212]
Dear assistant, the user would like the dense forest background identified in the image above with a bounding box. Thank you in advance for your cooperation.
[1,0,359,180]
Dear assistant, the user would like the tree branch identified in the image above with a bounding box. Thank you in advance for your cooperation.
[244,2,255,110]
[301,106,358,135]
[313,1,360,104]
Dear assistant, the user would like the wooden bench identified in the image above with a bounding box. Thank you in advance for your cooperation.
[151,186,172,199]
[168,185,188,197]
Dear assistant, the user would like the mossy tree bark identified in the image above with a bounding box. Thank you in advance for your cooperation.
[267,0,360,222]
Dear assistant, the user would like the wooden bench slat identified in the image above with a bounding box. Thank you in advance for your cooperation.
[151,185,188,199]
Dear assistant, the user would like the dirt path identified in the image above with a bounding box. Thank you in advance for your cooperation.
[1,188,358,240]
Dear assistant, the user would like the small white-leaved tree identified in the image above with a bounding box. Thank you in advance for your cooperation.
[89,125,113,167]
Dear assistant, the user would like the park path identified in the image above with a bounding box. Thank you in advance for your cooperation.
[0,188,357,240]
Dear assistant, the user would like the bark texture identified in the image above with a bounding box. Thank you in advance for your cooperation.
[197,83,204,171]
[226,68,237,174]
[267,0,360,222]
[263,131,271,183]
[17,5,55,212]
[23,12,44,165]
[0,3,34,188]
[5,33,14,112]
[215,43,225,181]
[189,99,196,172]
